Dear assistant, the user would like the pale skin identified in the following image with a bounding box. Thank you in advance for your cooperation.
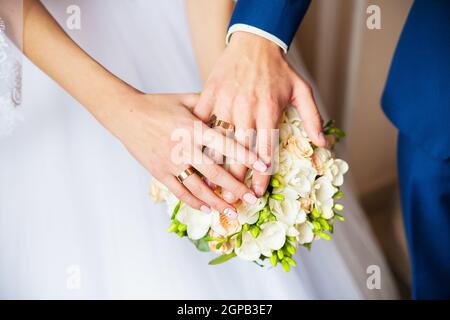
[20,0,268,217]
[186,0,326,202]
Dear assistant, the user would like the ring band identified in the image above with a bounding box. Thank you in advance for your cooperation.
[177,167,196,183]
[208,115,235,131]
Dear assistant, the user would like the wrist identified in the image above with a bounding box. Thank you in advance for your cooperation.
[228,31,283,56]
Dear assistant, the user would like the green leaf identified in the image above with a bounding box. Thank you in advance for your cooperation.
[171,200,182,220]
[191,236,210,252]
[208,252,237,265]
[215,242,223,250]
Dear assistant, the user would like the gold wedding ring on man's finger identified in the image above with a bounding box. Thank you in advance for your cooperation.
[208,114,235,132]
[176,167,197,183]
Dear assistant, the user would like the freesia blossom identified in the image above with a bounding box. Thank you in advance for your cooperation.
[312,176,337,219]
[176,204,212,240]
[325,159,349,186]
[237,197,267,225]
[312,147,332,175]
[149,179,170,203]
[296,221,314,244]
[236,221,286,261]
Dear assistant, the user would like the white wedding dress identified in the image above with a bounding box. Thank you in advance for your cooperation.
[0,0,398,299]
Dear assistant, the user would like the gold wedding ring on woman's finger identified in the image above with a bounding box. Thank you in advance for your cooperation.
[176,167,197,183]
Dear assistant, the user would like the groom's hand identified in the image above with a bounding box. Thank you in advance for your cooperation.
[194,32,326,201]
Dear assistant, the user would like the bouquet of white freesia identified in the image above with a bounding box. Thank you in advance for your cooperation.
[150,107,348,271]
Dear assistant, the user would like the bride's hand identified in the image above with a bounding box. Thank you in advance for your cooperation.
[194,32,327,201]
[108,92,266,217]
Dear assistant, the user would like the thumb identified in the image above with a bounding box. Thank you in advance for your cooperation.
[291,82,326,147]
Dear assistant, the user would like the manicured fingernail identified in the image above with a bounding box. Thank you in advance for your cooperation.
[253,185,265,197]
[223,208,238,219]
[243,193,257,205]
[200,205,211,214]
[223,191,237,203]
[253,160,268,173]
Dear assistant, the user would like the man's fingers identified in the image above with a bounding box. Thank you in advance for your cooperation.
[252,118,277,197]
[292,82,326,147]
[224,125,256,203]
[193,89,215,122]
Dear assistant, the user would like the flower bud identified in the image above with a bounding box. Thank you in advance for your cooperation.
[270,194,285,201]
[167,222,178,233]
[270,254,278,267]
[177,223,187,232]
[281,260,291,272]
[318,231,331,240]
[334,203,344,211]
[285,257,297,267]
[250,226,261,238]
[277,249,284,260]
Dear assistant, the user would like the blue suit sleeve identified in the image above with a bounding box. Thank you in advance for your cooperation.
[229,0,311,49]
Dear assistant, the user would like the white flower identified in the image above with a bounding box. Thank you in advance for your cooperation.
[237,197,267,225]
[286,135,314,159]
[312,176,337,219]
[296,221,314,244]
[312,147,332,175]
[149,179,170,203]
[325,159,349,186]
[235,221,286,261]
[257,221,287,257]
[176,204,212,240]
[282,157,317,198]
[269,196,305,228]
[235,231,261,261]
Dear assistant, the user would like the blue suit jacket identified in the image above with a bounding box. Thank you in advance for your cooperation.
[230,0,450,159]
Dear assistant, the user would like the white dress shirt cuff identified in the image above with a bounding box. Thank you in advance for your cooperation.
[226,24,289,54]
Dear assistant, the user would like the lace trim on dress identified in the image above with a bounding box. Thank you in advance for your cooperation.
[0,15,23,137]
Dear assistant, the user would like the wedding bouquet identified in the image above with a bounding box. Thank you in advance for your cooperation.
[150,107,348,272]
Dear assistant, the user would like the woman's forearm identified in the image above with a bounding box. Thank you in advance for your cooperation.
[22,0,137,130]
[184,0,234,82]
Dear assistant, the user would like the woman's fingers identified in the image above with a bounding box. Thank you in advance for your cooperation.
[193,153,257,205]
[164,176,210,213]
[201,124,268,173]
[181,171,238,219]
